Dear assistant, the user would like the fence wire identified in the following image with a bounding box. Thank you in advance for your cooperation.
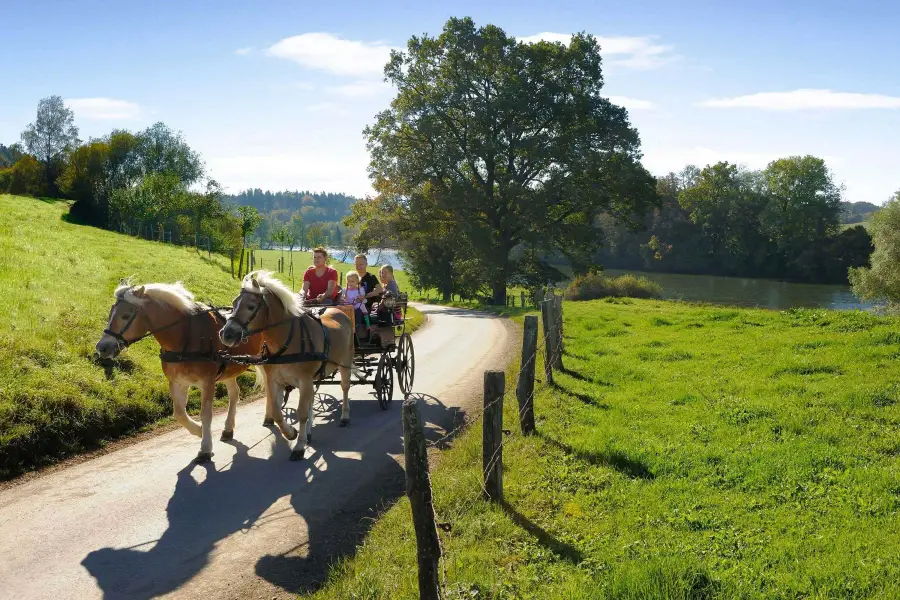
[407,296,566,596]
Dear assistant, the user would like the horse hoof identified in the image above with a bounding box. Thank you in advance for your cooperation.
[195,451,213,463]
[339,419,349,428]
[289,450,306,461]
[220,430,234,441]
[262,418,275,426]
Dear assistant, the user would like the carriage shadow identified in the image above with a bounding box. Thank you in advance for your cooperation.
[81,391,462,598]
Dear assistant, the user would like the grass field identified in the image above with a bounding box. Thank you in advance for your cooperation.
[0,196,421,480]
[311,298,900,599]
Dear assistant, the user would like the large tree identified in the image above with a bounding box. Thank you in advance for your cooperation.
[365,17,657,303]
[850,192,900,309]
[20,96,80,190]
[761,155,843,276]
[135,122,203,186]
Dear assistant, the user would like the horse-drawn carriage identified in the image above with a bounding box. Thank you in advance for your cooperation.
[297,291,415,411]
[97,271,415,463]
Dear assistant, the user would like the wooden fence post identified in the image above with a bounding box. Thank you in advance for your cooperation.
[552,295,564,370]
[402,398,443,600]
[483,371,505,502]
[516,316,538,435]
[540,300,554,385]
[520,291,526,308]
[534,288,545,308]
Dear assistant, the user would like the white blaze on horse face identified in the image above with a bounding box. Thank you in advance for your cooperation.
[97,300,136,357]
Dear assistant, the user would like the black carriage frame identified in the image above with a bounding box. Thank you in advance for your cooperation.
[283,292,415,411]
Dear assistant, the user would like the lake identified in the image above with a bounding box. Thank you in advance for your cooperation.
[604,269,875,311]
[319,249,871,311]
[326,247,407,269]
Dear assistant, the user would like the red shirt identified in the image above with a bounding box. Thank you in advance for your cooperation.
[303,266,338,299]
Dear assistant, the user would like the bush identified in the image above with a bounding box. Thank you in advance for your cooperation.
[7,154,47,197]
[0,167,11,192]
[564,272,663,301]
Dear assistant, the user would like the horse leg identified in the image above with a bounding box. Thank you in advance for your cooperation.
[196,380,215,462]
[290,379,314,461]
[221,378,239,441]
[267,378,298,442]
[262,371,275,426]
[171,382,201,437]
[339,365,351,427]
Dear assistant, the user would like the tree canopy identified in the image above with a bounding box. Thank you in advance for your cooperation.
[364,16,657,303]
[20,95,80,191]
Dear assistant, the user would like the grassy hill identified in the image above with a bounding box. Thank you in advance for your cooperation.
[0,195,419,480]
[312,299,900,599]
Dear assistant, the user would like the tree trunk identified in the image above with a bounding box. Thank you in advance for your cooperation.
[491,252,509,305]
[491,277,506,306]
[237,242,245,279]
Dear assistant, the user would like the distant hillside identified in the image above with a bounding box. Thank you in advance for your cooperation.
[841,201,880,225]
[224,189,357,224]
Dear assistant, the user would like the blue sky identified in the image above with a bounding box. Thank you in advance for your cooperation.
[2,0,899,204]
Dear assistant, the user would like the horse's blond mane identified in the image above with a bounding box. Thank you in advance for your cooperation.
[242,270,302,316]
[114,280,198,313]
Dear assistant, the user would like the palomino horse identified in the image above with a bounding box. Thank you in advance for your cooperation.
[218,270,355,461]
[96,281,264,462]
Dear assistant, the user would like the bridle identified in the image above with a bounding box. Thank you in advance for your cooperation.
[103,297,185,350]
[227,290,294,344]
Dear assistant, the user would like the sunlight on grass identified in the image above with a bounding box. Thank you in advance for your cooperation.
[311,298,900,599]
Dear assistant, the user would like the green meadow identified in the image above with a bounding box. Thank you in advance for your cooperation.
[312,298,900,599]
[0,195,420,479]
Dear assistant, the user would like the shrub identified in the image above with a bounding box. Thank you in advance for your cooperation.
[564,272,663,301]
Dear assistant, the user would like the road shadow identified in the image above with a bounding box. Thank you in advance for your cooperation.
[253,392,464,594]
[81,437,299,599]
[81,389,463,598]
[536,431,655,480]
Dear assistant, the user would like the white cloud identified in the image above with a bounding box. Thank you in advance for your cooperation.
[326,80,392,98]
[65,98,141,121]
[607,96,655,110]
[267,33,396,77]
[700,89,900,110]
[518,32,677,70]
[234,47,253,56]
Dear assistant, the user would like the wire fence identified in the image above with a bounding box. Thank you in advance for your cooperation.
[401,293,567,598]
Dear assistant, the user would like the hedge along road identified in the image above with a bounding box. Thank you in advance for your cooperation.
[0,303,514,600]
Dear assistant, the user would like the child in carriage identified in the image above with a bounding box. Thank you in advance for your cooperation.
[340,272,371,333]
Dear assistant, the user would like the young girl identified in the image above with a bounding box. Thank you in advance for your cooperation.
[341,272,371,330]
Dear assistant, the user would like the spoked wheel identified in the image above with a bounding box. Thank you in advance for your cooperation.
[395,333,415,396]
[375,352,394,410]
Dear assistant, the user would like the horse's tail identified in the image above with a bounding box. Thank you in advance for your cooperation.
[252,365,267,394]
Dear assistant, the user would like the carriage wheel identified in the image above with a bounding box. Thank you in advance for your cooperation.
[375,352,394,410]
[395,333,415,396]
